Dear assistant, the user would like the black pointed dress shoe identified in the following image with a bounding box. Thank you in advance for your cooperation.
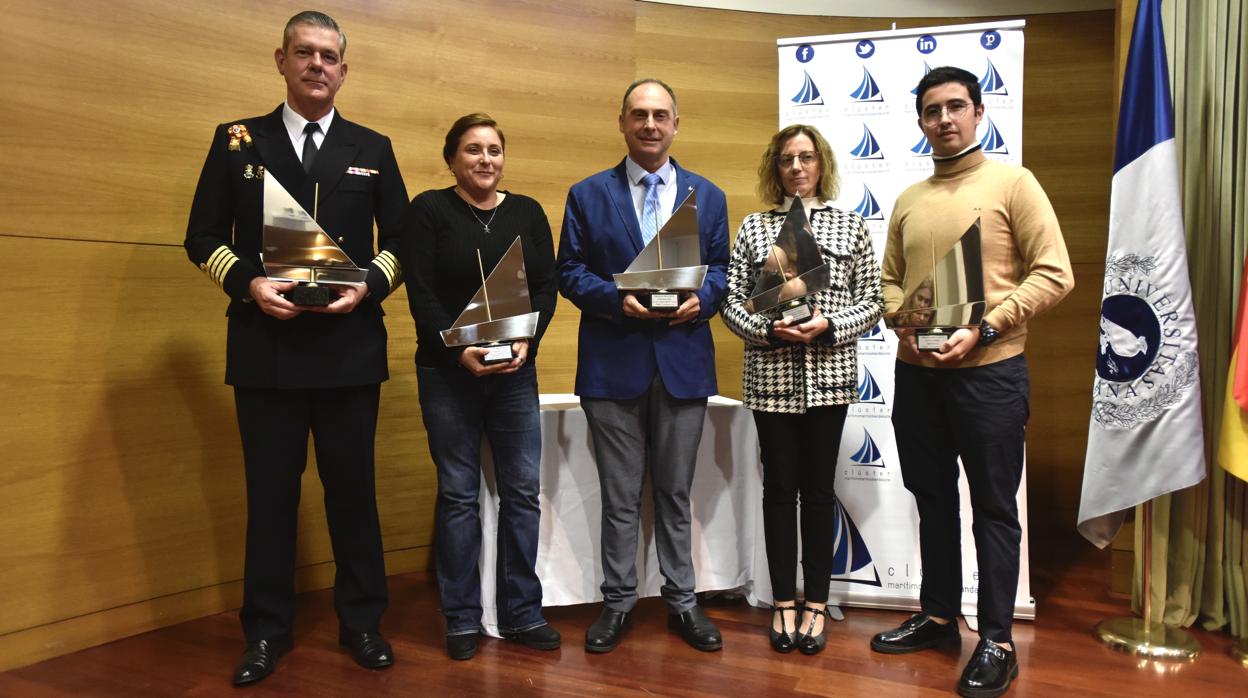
[870,612,960,654]
[769,604,799,653]
[668,605,723,652]
[446,632,479,660]
[957,639,1018,698]
[232,638,291,686]
[503,623,562,650]
[798,606,830,656]
[339,629,395,669]
[585,607,631,653]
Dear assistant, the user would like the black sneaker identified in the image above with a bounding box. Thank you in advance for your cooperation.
[870,612,960,654]
[446,632,479,660]
[957,639,1018,697]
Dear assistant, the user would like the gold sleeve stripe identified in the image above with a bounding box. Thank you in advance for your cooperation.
[202,245,240,289]
[373,251,401,289]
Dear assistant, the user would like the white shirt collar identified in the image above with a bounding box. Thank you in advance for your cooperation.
[282,102,336,144]
[774,195,832,214]
[624,156,675,186]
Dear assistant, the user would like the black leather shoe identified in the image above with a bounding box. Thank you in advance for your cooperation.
[667,605,723,652]
[957,639,1018,698]
[797,606,830,656]
[446,632,479,661]
[503,623,561,650]
[585,608,631,653]
[769,604,799,653]
[232,638,291,686]
[870,613,960,654]
[338,629,394,669]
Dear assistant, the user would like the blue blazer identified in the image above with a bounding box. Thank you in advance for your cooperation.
[557,157,729,400]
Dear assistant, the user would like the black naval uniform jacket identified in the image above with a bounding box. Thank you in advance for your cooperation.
[184,105,407,389]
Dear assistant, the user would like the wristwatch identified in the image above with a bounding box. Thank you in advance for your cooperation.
[978,320,1001,346]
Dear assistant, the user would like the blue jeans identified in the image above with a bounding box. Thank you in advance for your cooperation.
[417,363,545,635]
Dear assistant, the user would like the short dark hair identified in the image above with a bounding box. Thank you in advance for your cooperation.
[442,113,505,166]
[914,66,981,115]
[283,11,346,56]
[621,78,678,116]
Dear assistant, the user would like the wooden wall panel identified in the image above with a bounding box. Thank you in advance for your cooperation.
[0,0,1114,669]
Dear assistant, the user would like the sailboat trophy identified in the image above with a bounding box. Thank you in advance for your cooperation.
[262,174,368,306]
[746,201,831,323]
[614,188,707,311]
[440,237,540,365]
[883,217,987,351]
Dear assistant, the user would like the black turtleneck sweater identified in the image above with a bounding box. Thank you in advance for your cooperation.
[400,187,557,369]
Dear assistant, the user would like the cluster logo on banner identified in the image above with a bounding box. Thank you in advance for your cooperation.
[778,21,1034,619]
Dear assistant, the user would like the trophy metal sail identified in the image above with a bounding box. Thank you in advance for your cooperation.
[883,218,986,351]
[440,237,539,365]
[614,188,706,311]
[745,200,831,323]
[262,174,367,306]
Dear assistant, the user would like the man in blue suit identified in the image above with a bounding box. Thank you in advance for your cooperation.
[556,78,730,653]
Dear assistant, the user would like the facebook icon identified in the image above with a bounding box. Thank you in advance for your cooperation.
[796,44,815,63]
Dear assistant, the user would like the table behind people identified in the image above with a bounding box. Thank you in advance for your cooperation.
[476,395,768,635]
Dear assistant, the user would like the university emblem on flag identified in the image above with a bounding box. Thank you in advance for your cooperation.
[1091,253,1200,429]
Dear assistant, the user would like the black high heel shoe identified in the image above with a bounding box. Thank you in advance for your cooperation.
[798,606,830,655]
[769,604,799,653]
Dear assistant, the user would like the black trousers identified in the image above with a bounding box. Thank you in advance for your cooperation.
[753,405,849,605]
[233,384,388,642]
[892,355,1029,643]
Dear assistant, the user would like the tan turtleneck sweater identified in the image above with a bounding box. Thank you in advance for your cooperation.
[881,150,1074,368]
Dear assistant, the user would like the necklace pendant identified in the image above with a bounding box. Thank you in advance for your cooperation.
[483,225,490,234]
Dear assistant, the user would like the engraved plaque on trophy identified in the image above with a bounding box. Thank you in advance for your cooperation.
[262,174,367,306]
[745,200,832,324]
[440,237,540,365]
[613,188,707,312]
[882,217,987,352]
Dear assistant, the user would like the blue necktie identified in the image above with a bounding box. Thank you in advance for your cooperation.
[639,172,663,245]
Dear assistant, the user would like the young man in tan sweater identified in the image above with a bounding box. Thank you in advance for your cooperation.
[871,66,1074,698]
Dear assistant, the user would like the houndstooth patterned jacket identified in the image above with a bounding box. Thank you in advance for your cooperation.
[720,200,883,414]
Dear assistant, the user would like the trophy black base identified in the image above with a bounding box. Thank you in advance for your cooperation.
[778,300,812,324]
[640,291,681,312]
[285,283,338,307]
[480,343,515,365]
[916,328,951,352]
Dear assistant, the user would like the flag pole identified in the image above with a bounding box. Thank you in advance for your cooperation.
[1093,499,1200,661]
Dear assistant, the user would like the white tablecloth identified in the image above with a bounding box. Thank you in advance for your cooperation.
[477,395,767,636]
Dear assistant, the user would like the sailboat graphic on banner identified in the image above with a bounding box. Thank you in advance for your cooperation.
[979,58,1009,94]
[829,499,881,585]
[792,70,824,105]
[850,67,883,102]
[440,237,539,362]
[850,428,885,467]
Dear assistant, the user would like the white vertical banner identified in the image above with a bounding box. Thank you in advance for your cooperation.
[776,22,1035,622]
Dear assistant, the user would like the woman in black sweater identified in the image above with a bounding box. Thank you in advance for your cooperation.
[400,113,558,661]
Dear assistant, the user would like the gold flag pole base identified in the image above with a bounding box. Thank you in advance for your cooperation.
[1231,637,1248,668]
[1094,618,1200,661]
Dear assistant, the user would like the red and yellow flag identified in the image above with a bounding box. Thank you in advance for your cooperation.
[1219,253,1248,481]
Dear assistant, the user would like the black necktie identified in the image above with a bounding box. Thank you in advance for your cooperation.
[302,122,320,173]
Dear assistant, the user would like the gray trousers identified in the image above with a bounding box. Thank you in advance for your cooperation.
[581,374,707,614]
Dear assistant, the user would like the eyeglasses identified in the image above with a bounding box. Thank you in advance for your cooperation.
[777,151,818,168]
[921,100,972,124]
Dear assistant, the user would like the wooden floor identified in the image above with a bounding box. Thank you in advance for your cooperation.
[2,529,1244,697]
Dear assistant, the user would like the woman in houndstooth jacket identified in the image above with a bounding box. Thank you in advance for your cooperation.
[720,124,882,656]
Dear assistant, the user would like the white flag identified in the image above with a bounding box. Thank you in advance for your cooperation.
[1077,0,1205,548]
